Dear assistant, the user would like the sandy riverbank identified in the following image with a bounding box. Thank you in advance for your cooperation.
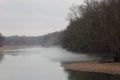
[0,46,17,50]
[63,62,120,75]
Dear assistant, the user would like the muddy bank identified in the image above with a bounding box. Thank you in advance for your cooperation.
[63,62,120,75]
[0,46,17,50]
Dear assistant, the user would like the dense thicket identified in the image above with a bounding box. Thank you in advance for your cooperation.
[62,0,120,62]
[0,33,4,47]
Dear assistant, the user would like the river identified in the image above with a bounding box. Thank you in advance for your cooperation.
[0,46,119,80]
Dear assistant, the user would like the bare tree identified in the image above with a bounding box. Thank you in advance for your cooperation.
[62,0,120,62]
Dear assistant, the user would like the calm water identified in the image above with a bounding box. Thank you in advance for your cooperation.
[0,46,119,80]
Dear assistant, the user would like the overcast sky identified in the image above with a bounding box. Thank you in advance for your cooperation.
[0,0,84,36]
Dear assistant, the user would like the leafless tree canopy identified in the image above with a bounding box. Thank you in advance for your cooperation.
[62,0,120,62]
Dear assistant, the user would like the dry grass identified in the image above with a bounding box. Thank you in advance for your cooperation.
[63,62,120,75]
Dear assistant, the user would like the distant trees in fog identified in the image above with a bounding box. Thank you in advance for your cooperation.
[4,31,63,47]
[62,0,120,62]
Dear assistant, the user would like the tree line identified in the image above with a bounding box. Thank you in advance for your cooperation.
[0,33,4,47]
[62,0,120,62]
[4,31,62,47]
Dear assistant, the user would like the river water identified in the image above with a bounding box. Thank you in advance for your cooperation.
[0,46,119,80]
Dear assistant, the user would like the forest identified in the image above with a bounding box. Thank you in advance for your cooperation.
[62,0,120,62]
[3,31,63,47]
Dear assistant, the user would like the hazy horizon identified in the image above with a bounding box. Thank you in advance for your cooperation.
[0,0,84,36]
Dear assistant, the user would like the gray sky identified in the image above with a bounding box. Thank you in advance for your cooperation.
[0,0,84,36]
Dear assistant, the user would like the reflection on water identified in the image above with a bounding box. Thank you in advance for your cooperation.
[65,70,120,80]
[0,47,119,80]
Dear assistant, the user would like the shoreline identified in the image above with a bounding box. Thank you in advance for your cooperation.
[0,45,29,51]
[63,62,120,75]
[0,46,17,50]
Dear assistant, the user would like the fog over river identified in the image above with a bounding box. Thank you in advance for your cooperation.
[0,46,119,80]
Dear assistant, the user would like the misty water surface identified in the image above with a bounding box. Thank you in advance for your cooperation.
[0,46,119,80]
